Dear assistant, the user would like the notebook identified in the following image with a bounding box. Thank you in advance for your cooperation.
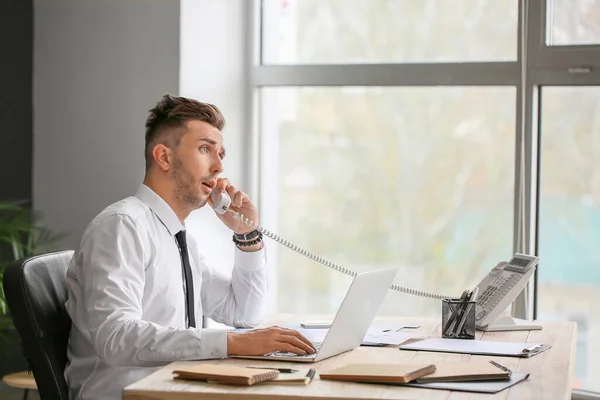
[415,362,510,383]
[172,364,279,386]
[319,363,436,383]
[263,368,317,385]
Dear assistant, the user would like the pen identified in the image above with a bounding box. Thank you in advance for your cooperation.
[246,366,299,373]
[489,360,513,377]
[454,287,479,338]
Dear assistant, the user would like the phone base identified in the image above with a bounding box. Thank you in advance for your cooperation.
[477,316,543,332]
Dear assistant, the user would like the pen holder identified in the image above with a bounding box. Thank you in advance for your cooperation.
[441,298,476,340]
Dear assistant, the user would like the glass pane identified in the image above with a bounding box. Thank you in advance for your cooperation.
[547,0,600,46]
[260,87,515,318]
[261,0,517,64]
[538,86,600,392]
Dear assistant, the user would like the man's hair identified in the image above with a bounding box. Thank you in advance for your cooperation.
[144,94,225,170]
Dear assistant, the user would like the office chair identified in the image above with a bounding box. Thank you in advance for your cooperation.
[3,250,74,400]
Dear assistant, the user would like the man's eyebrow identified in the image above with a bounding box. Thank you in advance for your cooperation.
[198,138,217,145]
[198,138,226,157]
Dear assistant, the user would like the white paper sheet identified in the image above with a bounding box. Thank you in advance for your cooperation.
[294,327,415,346]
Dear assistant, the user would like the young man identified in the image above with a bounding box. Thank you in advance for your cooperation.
[64,94,315,399]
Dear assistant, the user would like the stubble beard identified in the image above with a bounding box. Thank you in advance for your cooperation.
[172,156,208,211]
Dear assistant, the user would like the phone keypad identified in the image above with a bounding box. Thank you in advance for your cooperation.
[475,273,522,322]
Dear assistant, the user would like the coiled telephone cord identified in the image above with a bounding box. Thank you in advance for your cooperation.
[229,210,456,300]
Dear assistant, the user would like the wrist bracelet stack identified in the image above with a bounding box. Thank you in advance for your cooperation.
[232,230,263,247]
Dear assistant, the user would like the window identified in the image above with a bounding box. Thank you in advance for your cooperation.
[538,86,600,392]
[260,86,514,315]
[251,0,600,393]
[262,0,518,64]
[546,0,600,46]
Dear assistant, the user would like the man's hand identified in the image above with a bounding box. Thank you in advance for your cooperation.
[226,326,317,356]
[208,177,259,235]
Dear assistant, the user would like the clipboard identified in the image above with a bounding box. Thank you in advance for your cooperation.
[399,338,550,358]
[404,372,530,394]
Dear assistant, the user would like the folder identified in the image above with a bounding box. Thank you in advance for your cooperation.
[405,372,530,394]
[415,362,510,383]
[319,363,436,384]
[399,337,550,358]
[172,364,279,386]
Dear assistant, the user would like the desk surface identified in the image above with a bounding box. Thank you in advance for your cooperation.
[123,314,576,400]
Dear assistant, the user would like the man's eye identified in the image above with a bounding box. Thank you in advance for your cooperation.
[200,146,209,153]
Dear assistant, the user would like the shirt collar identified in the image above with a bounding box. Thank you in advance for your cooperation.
[135,184,184,236]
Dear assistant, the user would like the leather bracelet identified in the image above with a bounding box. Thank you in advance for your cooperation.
[233,229,261,241]
[232,232,263,247]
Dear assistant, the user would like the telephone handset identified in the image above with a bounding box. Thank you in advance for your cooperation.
[210,189,540,329]
[210,190,454,300]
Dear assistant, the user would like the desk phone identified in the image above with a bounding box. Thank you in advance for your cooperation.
[474,254,539,330]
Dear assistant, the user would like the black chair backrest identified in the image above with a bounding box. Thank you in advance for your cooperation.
[3,250,74,400]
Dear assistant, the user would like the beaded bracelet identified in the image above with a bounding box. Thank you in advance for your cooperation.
[232,232,263,247]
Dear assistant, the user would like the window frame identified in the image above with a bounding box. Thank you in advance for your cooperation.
[528,0,600,70]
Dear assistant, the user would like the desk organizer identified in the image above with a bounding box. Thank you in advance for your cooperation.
[441,298,476,339]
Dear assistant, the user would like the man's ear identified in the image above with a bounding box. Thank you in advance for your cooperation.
[152,144,172,171]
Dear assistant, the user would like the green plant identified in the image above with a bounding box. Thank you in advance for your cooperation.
[0,201,64,341]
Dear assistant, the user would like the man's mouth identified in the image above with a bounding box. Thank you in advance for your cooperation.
[201,180,216,192]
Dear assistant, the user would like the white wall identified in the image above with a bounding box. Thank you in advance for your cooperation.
[33,0,181,249]
[179,0,250,274]
[33,1,252,316]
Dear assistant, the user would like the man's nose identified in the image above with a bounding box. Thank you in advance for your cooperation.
[212,156,223,175]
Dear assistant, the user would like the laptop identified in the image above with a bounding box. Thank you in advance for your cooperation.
[233,265,400,363]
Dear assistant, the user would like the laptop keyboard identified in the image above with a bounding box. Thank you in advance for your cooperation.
[266,341,322,358]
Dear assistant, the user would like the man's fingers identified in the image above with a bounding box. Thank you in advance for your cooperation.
[281,329,316,351]
[276,342,308,355]
[217,178,230,192]
[279,332,316,354]
[233,190,244,208]
[225,185,237,197]
[222,184,246,208]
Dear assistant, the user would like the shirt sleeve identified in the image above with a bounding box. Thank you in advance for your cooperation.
[198,242,268,328]
[79,214,227,367]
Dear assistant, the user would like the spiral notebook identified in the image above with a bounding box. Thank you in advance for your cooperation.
[172,364,279,386]
[264,368,317,385]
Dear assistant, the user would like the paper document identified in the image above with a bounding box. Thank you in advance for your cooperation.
[295,327,414,346]
[399,338,550,357]
[362,330,416,345]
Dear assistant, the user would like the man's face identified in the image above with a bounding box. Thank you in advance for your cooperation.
[171,120,225,209]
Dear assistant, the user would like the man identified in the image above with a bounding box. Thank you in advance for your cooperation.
[64,94,315,399]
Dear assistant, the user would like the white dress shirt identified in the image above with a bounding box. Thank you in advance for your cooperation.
[64,184,268,400]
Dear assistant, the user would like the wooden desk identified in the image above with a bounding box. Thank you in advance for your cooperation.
[123,315,577,400]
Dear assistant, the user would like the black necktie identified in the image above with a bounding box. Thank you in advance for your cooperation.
[175,230,196,328]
